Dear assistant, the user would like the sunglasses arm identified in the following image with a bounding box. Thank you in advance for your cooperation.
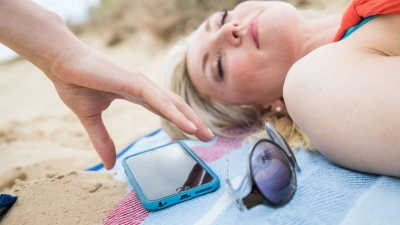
[242,186,265,209]
[225,160,252,211]
[236,173,251,198]
[295,162,301,172]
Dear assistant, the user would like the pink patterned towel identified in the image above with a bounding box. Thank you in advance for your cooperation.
[90,129,400,225]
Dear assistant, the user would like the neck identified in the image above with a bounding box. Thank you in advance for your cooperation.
[293,14,342,60]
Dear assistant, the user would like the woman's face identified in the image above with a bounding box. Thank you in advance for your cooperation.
[187,1,299,107]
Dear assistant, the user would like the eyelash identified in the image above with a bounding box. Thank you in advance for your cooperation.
[220,8,228,26]
[217,54,224,81]
[217,9,227,81]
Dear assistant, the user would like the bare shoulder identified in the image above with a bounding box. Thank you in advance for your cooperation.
[283,16,400,176]
[284,14,400,126]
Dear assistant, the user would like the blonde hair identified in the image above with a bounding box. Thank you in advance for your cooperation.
[162,34,314,151]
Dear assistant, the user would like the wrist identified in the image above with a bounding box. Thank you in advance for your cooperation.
[0,0,76,74]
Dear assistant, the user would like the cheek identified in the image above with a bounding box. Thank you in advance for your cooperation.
[230,58,264,95]
[230,55,264,84]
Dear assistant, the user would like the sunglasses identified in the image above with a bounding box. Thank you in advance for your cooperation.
[225,123,300,210]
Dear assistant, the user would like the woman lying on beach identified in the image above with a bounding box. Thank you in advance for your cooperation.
[162,0,400,177]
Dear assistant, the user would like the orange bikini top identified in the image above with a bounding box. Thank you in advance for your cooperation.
[333,0,400,42]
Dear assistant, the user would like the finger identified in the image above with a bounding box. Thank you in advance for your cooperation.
[142,77,214,141]
[78,113,116,170]
[139,84,197,133]
[141,83,214,141]
[141,103,168,120]
[164,91,214,141]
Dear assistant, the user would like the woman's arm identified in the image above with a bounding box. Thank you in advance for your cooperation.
[0,0,213,169]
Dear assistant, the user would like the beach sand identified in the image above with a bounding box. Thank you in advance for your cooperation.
[1,171,127,225]
[0,31,166,223]
[0,0,350,224]
[0,31,167,193]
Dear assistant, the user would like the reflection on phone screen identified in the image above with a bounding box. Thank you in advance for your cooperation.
[126,143,214,201]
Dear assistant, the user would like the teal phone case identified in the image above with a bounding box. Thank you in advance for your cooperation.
[122,141,220,211]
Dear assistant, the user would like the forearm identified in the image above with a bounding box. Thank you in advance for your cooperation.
[0,0,81,75]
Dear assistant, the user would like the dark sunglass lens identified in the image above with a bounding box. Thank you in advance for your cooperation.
[250,141,296,205]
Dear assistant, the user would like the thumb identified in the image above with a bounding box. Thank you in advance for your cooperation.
[78,113,116,170]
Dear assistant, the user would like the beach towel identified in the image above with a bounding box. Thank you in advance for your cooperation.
[88,128,400,225]
[0,194,17,217]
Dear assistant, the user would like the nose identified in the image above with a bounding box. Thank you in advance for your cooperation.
[221,22,242,46]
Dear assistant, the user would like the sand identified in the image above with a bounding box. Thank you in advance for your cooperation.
[0,31,166,223]
[0,171,126,225]
[0,31,167,193]
[0,1,350,224]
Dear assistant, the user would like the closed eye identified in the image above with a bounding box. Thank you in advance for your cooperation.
[220,8,228,26]
[216,9,227,82]
[217,54,224,81]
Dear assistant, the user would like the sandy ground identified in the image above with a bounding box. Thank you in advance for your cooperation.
[1,171,127,225]
[0,0,350,224]
[0,31,169,194]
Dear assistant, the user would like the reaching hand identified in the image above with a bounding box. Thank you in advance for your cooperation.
[0,0,213,170]
[48,47,214,169]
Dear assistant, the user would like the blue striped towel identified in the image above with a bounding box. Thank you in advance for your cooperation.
[92,129,400,225]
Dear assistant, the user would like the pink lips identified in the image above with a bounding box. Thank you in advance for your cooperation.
[248,16,259,49]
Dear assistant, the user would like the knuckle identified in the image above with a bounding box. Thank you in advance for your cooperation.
[174,96,186,108]
[159,95,171,104]
[168,113,180,124]
[98,135,112,146]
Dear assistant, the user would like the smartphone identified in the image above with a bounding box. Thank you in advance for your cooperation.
[122,141,220,211]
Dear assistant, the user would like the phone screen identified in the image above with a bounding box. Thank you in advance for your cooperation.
[125,143,214,201]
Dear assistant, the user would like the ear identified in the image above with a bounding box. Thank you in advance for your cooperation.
[262,98,286,113]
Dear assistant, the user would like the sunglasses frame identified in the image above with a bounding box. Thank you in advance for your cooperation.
[225,123,300,210]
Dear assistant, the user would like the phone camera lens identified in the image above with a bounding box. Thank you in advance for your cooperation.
[158,202,167,207]
[176,186,190,193]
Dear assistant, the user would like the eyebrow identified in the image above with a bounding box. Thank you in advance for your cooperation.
[202,52,209,75]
